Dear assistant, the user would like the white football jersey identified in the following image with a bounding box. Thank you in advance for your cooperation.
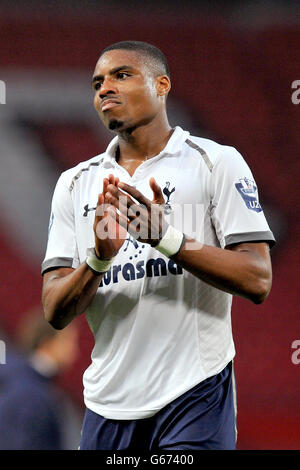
[42,126,275,419]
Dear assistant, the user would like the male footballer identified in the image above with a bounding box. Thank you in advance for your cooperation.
[42,41,275,450]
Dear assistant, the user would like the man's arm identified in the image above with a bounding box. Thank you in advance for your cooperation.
[42,240,270,330]
[104,179,273,305]
[173,239,272,304]
[42,265,104,330]
[42,174,126,330]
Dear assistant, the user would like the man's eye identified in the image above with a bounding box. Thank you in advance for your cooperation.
[117,72,129,80]
[94,82,102,90]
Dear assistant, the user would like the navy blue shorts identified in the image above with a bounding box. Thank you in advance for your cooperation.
[79,361,236,450]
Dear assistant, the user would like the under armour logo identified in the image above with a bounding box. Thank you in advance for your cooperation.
[83,204,96,217]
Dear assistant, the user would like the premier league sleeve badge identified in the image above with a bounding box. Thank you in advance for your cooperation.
[235,177,262,213]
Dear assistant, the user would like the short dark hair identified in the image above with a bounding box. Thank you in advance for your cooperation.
[100,40,170,78]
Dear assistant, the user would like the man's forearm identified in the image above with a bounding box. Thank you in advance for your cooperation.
[42,263,104,329]
[171,238,272,304]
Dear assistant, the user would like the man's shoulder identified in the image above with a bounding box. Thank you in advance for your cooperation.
[59,151,108,190]
[185,134,240,167]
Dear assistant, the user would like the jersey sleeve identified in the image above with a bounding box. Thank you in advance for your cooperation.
[41,173,79,275]
[210,146,275,248]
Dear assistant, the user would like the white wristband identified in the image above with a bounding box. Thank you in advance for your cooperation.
[155,225,185,258]
[86,248,115,274]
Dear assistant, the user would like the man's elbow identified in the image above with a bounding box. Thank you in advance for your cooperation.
[48,317,66,330]
[43,307,61,330]
[249,275,272,305]
[44,304,72,329]
[42,299,67,330]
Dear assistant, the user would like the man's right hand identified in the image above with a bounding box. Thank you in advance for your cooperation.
[93,174,127,260]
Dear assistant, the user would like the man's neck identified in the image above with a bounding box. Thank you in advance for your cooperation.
[116,117,173,163]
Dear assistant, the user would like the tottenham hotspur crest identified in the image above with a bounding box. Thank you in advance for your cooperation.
[162,182,175,214]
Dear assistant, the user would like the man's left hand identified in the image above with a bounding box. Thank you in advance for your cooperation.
[104,177,168,246]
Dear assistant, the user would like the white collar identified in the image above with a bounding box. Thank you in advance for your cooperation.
[104,126,190,163]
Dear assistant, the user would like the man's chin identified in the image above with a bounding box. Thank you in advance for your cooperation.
[108,119,125,131]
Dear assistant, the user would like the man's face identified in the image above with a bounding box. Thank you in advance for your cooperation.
[92,49,162,132]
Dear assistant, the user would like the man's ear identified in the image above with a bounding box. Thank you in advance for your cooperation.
[156,75,171,97]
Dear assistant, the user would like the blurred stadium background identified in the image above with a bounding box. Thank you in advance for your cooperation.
[0,0,299,450]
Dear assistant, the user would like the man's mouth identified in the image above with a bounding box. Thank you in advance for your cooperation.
[101,99,121,112]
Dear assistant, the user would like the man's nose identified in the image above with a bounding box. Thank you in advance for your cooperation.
[99,78,117,97]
